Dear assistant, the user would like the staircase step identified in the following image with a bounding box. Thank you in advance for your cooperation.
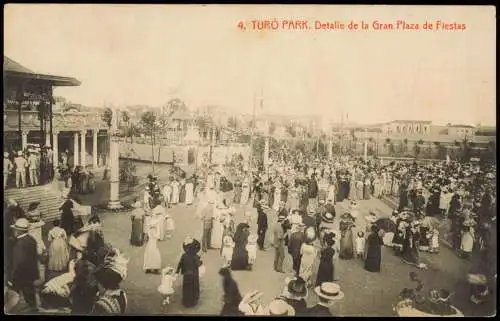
[4,185,63,223]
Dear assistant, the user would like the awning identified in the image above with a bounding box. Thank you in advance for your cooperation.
[5,71,81,87]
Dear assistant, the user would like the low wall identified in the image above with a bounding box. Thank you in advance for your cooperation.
[119,142,250,166]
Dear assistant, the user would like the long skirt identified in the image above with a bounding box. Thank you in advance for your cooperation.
[233,186,242,204]
[211,220,224,249]
[348,182,356,200]
[179,185,186,204]
[363,185,371,200]
[299,253,315,286]
[158,214,167,241]
[182,271,200,308]
[315,258,334,286]
[356,183,364,201]
[339,230,354,259]
[130,217,144,246]
[143,238,161,271]
[240,186,250,204]
[231,245,249,270]
[365,246,382,272]
[185,184,194,205]
[47,238,70,272]
[288,195,299,211]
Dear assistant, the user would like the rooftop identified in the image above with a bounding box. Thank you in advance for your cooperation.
[447,124,476,128]
[388,120,432,124]
[4,56,81,87]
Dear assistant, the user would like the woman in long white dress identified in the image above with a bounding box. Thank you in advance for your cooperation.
[152,203,167,241]
[240,176,250,205]
[273,181,282,211]
[211,202,225,249]
[143,216,162,273]
[170,179,180,205]
[299,229,317,287]
[185,178,194,205]
[327,179,336,204]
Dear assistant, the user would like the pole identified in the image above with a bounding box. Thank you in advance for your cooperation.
[248,91,256,169]
[108,107,123,210]
[364,128,368,161]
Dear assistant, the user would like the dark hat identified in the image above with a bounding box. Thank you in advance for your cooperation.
[340,212,355,221]
[28,201,41,211]
[287,277,308,297]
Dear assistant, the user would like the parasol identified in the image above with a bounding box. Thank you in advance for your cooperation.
[375,218,397,234]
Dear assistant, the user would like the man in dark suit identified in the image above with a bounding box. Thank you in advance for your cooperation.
[257,202,268,251]
[7,218,39,312]
[287,224,305,276]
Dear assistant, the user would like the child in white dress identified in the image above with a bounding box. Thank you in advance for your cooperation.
[221,235,234,267]
[157,267,177,306]
[355,231,366,259]
[430,229,439,253]
[246,234,258,268]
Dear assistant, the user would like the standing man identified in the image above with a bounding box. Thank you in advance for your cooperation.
[288,223,305,277]
[308,173,319,212]
[4,152,13,188]
[27,150,40,186]
[201,198,215,253]
[277,201,289,219]
[14,151,27,188]
[273,215,286,273]
[257,200,268,251]
[7,218,39,312]
[44,145,54,181]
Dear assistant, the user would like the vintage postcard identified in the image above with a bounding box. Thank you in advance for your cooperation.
[3,4,496,316]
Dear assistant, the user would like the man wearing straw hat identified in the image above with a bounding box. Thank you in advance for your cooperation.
[307,282,344,316]
[27,148,40,186]
[6,218,39,312]
[263,299,295,316]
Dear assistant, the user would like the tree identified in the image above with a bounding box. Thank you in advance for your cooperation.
[227,116,238,129]
[413,143,421,158]
[268,122,277,135]
[403,138,409,153]
[285,125,297,138]
[141,110,157,171]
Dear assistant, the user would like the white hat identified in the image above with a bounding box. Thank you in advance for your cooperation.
[315,282,344,301]
[132,200,142,208]
[4,152,9,157]
[17,151,23,156]
[264,299,295,316]
[11,218,30,231]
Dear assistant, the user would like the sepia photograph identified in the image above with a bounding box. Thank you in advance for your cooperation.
[3,4,496,316]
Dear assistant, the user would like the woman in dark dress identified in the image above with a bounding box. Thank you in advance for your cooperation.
[130,200,145,246]
[179,178,186,204]
[315,237,335,286]
[60,199,76,237]
[364,225,383,272]
[176,237,203,308]
[231,223,250,270]
[219,267,243,316]
[339,214,355,260]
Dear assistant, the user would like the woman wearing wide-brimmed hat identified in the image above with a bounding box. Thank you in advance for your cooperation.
[231,222,251,270]
[365,225,384,273]
[339,213,355,260]
[238,289,265,315]
[130,199,145,246]
[176,237,203,308]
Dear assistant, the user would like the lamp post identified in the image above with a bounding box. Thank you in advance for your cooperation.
[107,107,123,210]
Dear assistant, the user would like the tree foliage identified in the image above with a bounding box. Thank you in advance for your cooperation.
[101,107,113,127]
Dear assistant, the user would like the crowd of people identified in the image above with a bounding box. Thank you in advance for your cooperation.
[4,185,128,314]
[4,147,496,315]
[4,144,54,189]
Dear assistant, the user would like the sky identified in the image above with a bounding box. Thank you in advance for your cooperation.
[4,4,496,126]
